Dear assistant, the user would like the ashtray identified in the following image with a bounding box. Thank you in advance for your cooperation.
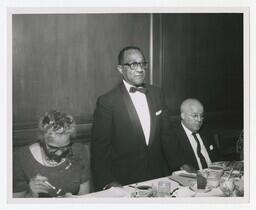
[130,185,155,197]
[136,185,152,190]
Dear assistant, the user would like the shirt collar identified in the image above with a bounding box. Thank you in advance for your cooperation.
[181,122,194,136]
[123,80,135,92]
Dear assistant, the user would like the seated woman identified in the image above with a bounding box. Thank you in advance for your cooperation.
[13,110,90,198]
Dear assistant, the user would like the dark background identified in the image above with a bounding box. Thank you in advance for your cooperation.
[12,13,243,155]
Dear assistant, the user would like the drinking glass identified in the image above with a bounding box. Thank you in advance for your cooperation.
[207,167,223,188]
[157,180,171,197]
[219,176,235,196]
[234,175,244,196]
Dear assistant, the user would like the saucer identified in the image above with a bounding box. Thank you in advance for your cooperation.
[130,185,155,197]
[130,189,154,197]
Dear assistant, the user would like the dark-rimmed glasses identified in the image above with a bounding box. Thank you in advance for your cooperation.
[46,142,72,153]
[122,62,149,70]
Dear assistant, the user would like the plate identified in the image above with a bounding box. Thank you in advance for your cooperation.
[210,161,228,168]
[189,182,212,193]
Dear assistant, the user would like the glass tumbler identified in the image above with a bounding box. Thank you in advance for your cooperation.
[219,176,235,196]
[157,180,171,197]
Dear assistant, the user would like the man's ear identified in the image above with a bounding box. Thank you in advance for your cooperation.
[117,65,123,74]
[180,112,185,120]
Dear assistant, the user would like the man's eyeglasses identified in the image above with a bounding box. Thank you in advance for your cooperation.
[189,114,204,120]
[122,62,149,70]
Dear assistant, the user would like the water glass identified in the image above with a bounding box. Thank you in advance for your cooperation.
[219,176,235,196]
[157,180,171,197]
[207,167,223,188]
[234,175,244,196]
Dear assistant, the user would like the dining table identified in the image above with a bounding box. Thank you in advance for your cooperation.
[77,161,244,198]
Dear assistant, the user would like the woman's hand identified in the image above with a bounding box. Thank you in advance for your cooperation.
[64,192,73,197]
[78,180,90,195]
[27,174,51,197]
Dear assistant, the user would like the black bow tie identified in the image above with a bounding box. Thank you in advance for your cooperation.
[129,86,147,94]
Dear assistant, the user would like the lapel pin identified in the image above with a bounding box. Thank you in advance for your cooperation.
[209,145,214,151]
[155,110,162,116]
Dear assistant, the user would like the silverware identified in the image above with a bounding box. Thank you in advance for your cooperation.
[128,185,136,188]
[170,187,179,196]
[128,183,139,188]
[227,160,235,169]
[168,176,185,186]
[227,167,234,180]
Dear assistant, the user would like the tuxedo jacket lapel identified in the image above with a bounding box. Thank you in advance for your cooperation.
[146,89,157,149]
[178,124,199,168]
[119,84,147,148]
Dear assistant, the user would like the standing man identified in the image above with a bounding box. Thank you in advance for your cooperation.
[162,98,220,173]
[91,46,170,191]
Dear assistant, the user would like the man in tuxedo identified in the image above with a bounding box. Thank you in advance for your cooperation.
[91,46,170,191]
[162,98,220,173]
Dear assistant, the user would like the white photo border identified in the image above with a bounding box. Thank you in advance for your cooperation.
[6,6,250,207]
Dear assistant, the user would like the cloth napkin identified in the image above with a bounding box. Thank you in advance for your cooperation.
[83,187,130,197]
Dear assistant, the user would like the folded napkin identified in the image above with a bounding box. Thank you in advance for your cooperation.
[83,187,130,197]
[168,175,195,187]
[192,187,224,197]
[172,170,197,178]
[169,170,197,187]
[173,186,195,197]
[172,186,224,197]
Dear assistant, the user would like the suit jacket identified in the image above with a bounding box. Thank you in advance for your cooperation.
[162,122,220,172]
[91,83,170,190]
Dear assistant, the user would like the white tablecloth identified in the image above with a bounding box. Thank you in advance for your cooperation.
[78,176,224,198]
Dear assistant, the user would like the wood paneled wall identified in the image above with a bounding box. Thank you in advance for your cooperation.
[12,13,244,147]
[13,14,150,131]
[13,14,150,146]
[158,14,243,117]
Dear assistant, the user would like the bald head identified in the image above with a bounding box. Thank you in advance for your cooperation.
[180,98,204,132]
[180,99,203,113]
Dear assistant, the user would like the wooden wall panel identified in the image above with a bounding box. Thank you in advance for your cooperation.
[12,13,244,147]
[160,13,243,124]
[13,14,150,131]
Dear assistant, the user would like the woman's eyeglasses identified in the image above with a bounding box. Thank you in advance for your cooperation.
[46,143,72,153]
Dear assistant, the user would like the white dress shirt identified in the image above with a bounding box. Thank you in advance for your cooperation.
[181,122,212,170]
[123,80,151,145]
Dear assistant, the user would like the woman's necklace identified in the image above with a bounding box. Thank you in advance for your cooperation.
[40,146,66,167]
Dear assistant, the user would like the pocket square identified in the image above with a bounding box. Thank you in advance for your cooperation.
[209,145,214,151]
[155,110,162,116]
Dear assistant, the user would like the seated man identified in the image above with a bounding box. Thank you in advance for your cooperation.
[162,98,220,173]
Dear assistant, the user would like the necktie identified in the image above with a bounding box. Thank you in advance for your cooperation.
[129,86,147,94]
[192,133,208,169]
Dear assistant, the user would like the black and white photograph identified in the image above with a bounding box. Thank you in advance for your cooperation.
[1,1,255,210]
